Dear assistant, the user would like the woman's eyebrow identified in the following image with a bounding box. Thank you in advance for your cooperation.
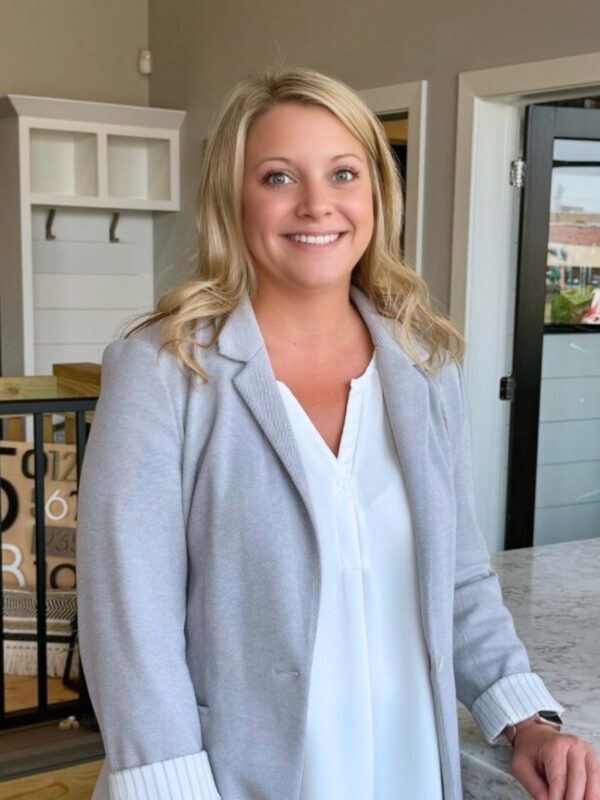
[253,153,364,169]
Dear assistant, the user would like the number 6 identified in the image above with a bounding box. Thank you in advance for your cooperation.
[46,489,69,521]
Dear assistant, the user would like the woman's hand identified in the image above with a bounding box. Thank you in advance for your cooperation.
[511,724,600,800]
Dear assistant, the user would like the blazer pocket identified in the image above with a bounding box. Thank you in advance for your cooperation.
[197,703,210,717]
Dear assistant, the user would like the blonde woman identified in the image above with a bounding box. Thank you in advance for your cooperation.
[77,66,599,800]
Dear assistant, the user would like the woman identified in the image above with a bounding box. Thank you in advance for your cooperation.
[76,66,599,800]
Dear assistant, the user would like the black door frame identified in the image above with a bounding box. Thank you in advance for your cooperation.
[505,105,600,549]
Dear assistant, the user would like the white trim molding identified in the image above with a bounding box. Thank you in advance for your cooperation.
[360,80,427,276]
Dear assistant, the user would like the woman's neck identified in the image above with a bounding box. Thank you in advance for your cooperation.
[251,281,366,357]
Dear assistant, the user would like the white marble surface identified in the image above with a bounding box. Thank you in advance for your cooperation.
[459,537,600,799]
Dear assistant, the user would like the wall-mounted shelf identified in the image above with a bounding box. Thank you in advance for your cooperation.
[10,96,185,212]
[0,94,186,375]
[27,126,178,210]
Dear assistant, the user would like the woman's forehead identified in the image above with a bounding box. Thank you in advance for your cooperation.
[244,104,366,164]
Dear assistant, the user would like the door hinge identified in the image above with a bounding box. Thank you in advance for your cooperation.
[509,158,526,188]
[499,375,516,400]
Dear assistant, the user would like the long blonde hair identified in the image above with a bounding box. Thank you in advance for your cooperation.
[125,64,464,378]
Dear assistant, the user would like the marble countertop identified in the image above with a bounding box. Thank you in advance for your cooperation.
[459,537,600,799]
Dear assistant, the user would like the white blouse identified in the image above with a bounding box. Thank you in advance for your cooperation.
[276,354,444,800]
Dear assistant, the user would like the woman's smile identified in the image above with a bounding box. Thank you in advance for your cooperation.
[284,231,347,248]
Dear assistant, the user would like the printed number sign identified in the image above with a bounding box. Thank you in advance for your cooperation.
[1,439,78,590]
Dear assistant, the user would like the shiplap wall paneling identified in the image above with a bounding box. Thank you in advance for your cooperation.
[31,207,153,375]
[534,333,600,545]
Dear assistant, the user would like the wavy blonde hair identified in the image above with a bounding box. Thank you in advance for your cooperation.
[125,64,464,379]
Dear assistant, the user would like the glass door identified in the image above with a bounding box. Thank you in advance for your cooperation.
[506,104,600,548]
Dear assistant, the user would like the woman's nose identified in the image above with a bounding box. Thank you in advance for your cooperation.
[295,180,333,218]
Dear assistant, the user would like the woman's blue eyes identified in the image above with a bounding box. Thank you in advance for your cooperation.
[263,172,290,185]
[336,169,359,182]
[262,167,359,186]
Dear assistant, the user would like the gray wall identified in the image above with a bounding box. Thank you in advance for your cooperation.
[148,0,600,311]
[0,0,149,105]
[2,0,599,310]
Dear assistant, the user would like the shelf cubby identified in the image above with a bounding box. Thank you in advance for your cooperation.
[30,129,98,198]
[107,135,171,201]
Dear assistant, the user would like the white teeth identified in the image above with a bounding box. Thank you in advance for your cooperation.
[288,233,340,245]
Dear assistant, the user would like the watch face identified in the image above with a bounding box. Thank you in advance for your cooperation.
[538,710,563,725]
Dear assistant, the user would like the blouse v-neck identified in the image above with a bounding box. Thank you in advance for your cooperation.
[275,352,444,800]
[275,352,376,467]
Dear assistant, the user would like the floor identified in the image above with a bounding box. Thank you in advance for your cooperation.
[1,671,103,792]
[5,673,78,713]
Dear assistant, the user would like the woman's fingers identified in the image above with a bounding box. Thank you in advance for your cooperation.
[584,749,600,800]
[545,747,568,800]
[511,749,549,800]
[562,742,588,800]
[537,737,600,800]
[511,728,600,800]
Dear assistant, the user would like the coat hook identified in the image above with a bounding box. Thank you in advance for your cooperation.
[109,212,120,243]
[45,209,56,241]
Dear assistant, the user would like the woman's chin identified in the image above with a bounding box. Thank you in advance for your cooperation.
[262,266,354,296]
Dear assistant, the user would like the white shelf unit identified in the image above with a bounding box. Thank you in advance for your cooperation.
[0,95,186,376]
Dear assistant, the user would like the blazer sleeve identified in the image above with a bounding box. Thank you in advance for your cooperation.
[76,336,221,800]
[449,360,564,744]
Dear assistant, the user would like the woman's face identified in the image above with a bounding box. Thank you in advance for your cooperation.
[242,103,374,295]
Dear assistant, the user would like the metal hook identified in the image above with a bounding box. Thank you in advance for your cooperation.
[45,209,56,240]
[109,212,120,243]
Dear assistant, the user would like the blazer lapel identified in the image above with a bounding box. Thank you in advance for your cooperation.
[217,295,320,534]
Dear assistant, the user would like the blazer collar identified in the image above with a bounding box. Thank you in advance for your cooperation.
[214,285,440,653]
[217,284,429,379]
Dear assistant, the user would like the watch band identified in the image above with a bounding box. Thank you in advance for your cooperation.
[504,711,563,746]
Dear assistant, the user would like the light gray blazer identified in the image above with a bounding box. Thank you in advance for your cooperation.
[77,285,560,800]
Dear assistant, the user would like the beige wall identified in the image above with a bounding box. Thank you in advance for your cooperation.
[148,0,600,311]
[3,1,599,310]
[0,0,149,105]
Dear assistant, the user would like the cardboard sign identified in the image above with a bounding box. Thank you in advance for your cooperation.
[1,439,78,590]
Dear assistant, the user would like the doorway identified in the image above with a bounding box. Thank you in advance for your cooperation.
[360,80,427,277]
[451,51,600,553]
[506,99,600,548]
[380,114,408,256]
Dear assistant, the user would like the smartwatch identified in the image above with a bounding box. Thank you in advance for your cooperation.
[504,710,563,746]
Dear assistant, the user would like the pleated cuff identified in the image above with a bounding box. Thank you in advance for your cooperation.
[471,672,565,745]
[109,750,221,800]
